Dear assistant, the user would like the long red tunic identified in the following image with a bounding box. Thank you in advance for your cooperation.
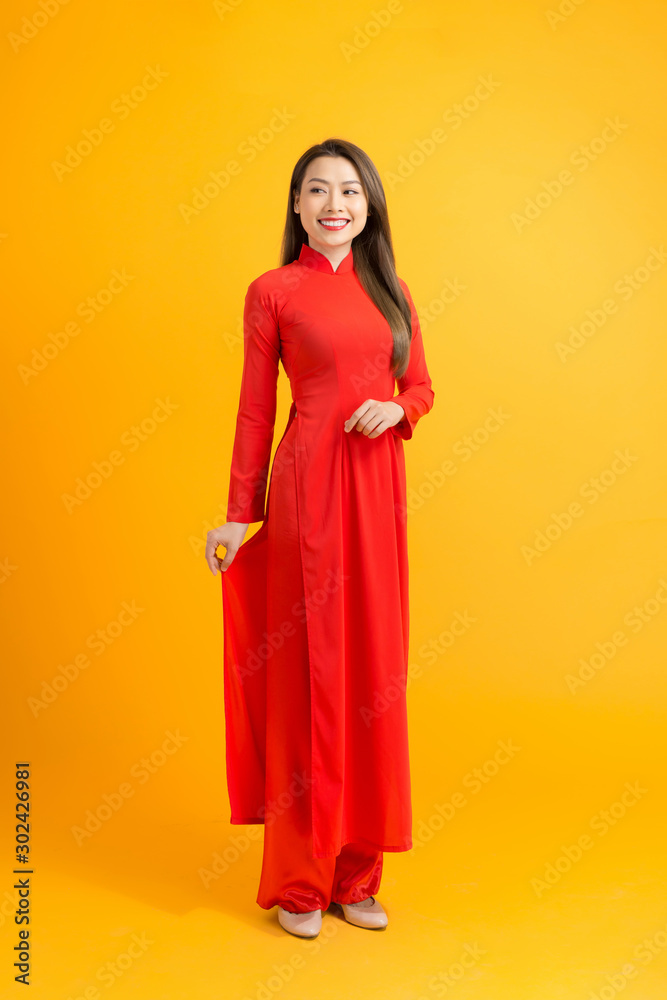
[221,241,434,859]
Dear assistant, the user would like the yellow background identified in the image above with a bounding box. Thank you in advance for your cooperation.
[2,0,667,997]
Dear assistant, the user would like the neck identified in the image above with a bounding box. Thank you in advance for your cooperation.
[308,240,352,272]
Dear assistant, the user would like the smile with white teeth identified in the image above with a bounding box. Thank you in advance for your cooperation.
[318,218,350,229]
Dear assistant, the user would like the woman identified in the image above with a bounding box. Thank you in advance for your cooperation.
[205,138,434,938]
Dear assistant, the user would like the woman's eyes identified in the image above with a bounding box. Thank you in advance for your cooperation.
[310,187,360,195]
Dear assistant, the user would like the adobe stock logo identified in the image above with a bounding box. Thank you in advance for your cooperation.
[51,67,170,180]
[61,397,179,514]
[555,247,667,361]
[522,449,639,565]
[8,0,71,54]
[340,0,404,62]
[178,108,296,223]
[18,269,136,384]
[511,117,629,233]
[70,730,190,847]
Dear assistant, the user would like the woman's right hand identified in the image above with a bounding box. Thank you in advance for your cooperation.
[206,522,250,576]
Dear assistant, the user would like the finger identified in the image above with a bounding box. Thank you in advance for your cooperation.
[362,412,384,436]
[345,400,371,431]
[354,411,373,432]
[206,540,223,574]
[218,548,237,572]
[370,413,391,437]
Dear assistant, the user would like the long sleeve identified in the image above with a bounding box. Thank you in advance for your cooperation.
[226,277,281,523]
[390,279,435,440]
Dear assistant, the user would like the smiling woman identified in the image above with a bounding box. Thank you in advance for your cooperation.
[205,137,435,939]
[295,161,369,269]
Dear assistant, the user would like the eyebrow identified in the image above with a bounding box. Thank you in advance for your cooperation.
[306,176,361,185]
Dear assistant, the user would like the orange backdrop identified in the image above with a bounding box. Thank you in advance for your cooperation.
[2,1,667,997]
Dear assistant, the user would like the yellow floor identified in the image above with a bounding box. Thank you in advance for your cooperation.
[6,783,666,1000]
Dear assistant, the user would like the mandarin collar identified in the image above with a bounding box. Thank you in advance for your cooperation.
[298,242,354,275]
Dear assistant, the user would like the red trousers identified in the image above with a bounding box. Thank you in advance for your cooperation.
[255,451,383,913]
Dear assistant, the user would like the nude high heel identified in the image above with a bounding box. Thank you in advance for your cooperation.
[277,906,322,937]
[333,895,388,929]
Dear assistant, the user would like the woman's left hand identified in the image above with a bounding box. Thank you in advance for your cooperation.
[344,399,405,438]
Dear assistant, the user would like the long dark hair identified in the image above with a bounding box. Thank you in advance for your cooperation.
[280,138,413,378]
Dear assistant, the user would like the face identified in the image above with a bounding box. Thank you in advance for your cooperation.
[294,156,369,255]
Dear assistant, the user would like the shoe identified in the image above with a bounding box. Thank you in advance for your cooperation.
[334,895,388,929]
[277,906,322,938]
